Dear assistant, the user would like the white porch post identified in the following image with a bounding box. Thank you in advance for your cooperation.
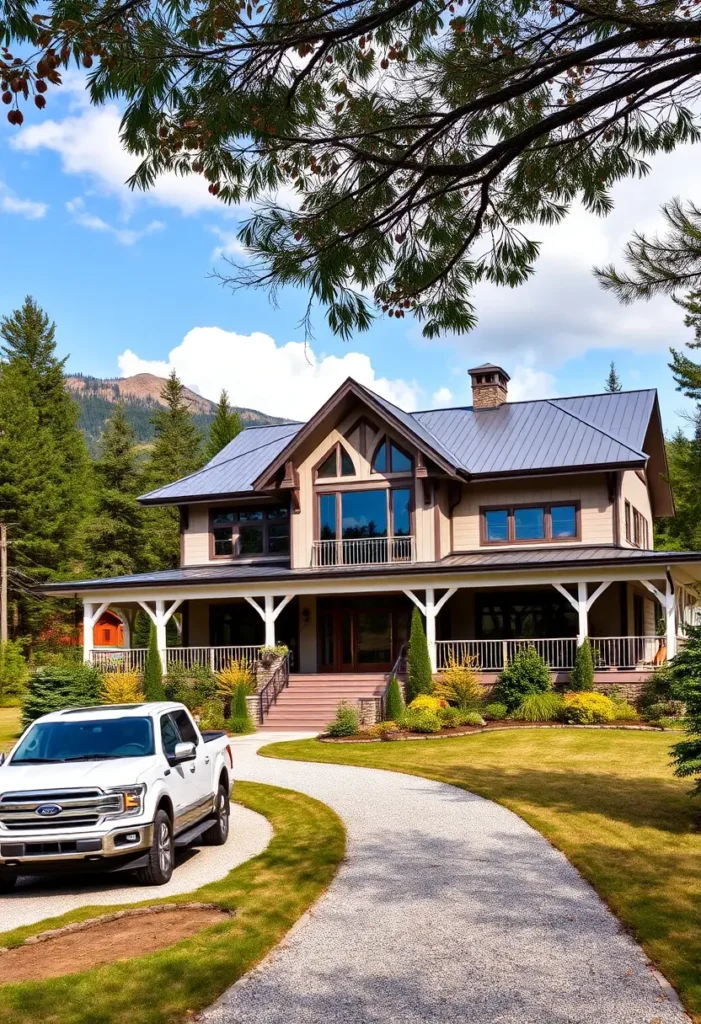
[155,599,167,669]
[82,600,109,663]
[403,587,456,673]
[577,582,588,645]
[264,595,275,647]
[120,612,131,649]
[666,574,677,660]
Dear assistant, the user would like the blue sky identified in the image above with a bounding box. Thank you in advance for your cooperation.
[1,73,699,429]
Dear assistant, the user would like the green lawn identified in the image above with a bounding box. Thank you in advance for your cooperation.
[261,729,701,1022]
[0,707,21,753]
[0,782,345,1024]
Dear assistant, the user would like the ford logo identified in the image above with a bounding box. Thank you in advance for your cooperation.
[36,804,62,817]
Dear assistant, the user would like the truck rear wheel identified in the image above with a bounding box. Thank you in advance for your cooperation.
[202,785,230,846]
[0,869,17,893]
[135,809,174,886]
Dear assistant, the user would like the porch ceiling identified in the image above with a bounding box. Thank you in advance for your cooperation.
[40,545,701,599]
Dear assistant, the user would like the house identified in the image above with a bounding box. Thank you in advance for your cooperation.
[43,365,701,728]
[77,609,125,649]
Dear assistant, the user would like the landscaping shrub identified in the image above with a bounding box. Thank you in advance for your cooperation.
[165,663,218,713]
[640,662,686,717]
[0,639,29,706]
[438,705,462,728]
[361,720,400,739]
[459,710,486,726]
[143,624,165,701]
[227,681,255,734]
[513,692,565,722]
[482,702,508,721]
[494,646,551,712]
[401,707,442,733]
[434,654,482,711]
[409,694,446,713]
[406,607,433,702]
[569,638,594,692]
[644,700,686,723]
[100,671,144,704]
[612,700,640,721]
[199,699,227,731]
[327,702,360,737]
[22,664,102,727]
[385,674,404,721]
[669,624,701,796]
[562,691,616,724]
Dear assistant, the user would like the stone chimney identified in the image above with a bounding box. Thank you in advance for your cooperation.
[468,363,510,409]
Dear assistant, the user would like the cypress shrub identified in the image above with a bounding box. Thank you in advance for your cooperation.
[385,674,404,721]
[143,623,166,701]
[228,681,255,734]
[406,607,433,702]
[569,638,594,691]
[22,664,102,727]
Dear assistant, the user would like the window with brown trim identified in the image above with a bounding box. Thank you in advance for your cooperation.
[625,500,632,543]
[314,442,355,480]
[625,500,649,548]
[317,487,413,541]
[211,506,290,558]
[371,438,414,474]
[481,503,580,545]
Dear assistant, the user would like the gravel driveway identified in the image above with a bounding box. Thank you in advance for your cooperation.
[2,802,272,930]
[204,732,688,1024]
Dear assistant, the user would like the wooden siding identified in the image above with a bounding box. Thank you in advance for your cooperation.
[451,474,613,551]
[181,504,210,566]
[619,470,653,548]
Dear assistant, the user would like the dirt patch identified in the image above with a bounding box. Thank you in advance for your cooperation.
[0,905,230,984]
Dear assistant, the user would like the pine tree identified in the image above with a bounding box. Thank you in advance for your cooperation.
[84,403,147,578]
[406,607,433,702]
[142,371,203,568]
[204,390,243,463]
[143,623,165,701]
[604,362,623,393]
[385,674,404,721]
[669,624,701,796]
[655,423,701,552]
[570,638,594,691]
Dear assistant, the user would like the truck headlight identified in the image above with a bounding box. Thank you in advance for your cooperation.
[105,785,147,819]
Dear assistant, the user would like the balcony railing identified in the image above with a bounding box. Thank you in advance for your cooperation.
[436,636,668,672]
[311,535,416,568]
[166,646,262,672]
[90,648,148,673]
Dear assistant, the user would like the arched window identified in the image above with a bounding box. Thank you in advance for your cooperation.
[315,442,355,479]
[371,438,414,474]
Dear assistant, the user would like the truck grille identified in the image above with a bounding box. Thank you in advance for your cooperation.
[0,788,121,831]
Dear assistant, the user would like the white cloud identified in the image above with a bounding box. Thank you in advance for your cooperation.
[432,386,453,405]
[508,365,557,402]
[0,185,47,220]
[209,226,249,261]
[65,197,164,246]
[117,327,419,420]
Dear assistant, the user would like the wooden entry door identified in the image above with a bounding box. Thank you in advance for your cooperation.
[318,600,408,672]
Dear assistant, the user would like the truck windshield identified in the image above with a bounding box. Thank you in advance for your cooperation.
[10,718,155,764]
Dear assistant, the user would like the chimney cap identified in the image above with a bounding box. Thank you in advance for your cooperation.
[467,363,510,382]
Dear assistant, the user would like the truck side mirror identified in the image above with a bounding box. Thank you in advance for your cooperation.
[171,741,196,764]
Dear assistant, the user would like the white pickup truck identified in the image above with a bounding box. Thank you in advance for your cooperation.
[0,702,234,891]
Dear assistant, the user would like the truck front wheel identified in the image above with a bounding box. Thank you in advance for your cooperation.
[0,869,17,893]
[202,784,230,846]
[135,809,174,886]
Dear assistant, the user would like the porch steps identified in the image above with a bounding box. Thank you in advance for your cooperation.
[258,673,386,730]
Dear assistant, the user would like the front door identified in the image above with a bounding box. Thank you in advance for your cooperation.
[318,599,408,672]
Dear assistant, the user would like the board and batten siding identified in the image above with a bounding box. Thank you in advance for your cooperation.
[451,474,614,550]
[619,470,653,548]
[181,504,211,566]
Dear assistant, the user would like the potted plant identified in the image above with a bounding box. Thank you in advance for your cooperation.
[259,644,289,667]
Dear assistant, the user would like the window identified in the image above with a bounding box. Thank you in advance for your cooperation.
[172,709,199,746]
[211,505,290,558]
[102,628,111,642]
[625,500,632,543]
[160,714,181,757]
[314,443,355,479]
[318,488,412,541]
[482,503,580,545]
[371,438,414,474]
[625,500,649,548]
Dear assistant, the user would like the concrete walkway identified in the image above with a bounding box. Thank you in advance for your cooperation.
[2,803,272,930]
[204,732,688,1024]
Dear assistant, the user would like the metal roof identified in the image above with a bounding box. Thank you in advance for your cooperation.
[140,385,656,505]
[41,546,701,594]
[139,422,302,505]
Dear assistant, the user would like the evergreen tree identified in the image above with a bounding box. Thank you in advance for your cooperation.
[569,639,594,692]
[142,371,203,568]
[203,390,243,463]
[143,624,165,701]
[604,362,623,394]
[669,624,701,797]
[406,607,433,702]
[655,423,701,552]
[84,403,147,578]
[385,674,404,722]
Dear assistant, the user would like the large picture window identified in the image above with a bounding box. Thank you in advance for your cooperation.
[317,488,412,540]
[211,506,289,558]
[481,503,579,545]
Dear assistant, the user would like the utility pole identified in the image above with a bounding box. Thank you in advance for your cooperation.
[0,522,7,644]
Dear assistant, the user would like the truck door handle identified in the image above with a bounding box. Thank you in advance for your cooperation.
[205,756,210,765]
[189,766,196,773]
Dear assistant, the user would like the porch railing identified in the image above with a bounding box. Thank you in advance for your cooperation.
[258,653,290,720]
[91,648,147,673]
[590,636,666,670]
[166,646,262,672]
[436,636,668,672]
[311,535,416,568]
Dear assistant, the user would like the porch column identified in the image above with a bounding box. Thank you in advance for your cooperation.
[403,587,456,673]
[666,574,677,660]
[577,582,588,645]
[245,594,295,649]
[137,599,183,672]
[82,600,109,664]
